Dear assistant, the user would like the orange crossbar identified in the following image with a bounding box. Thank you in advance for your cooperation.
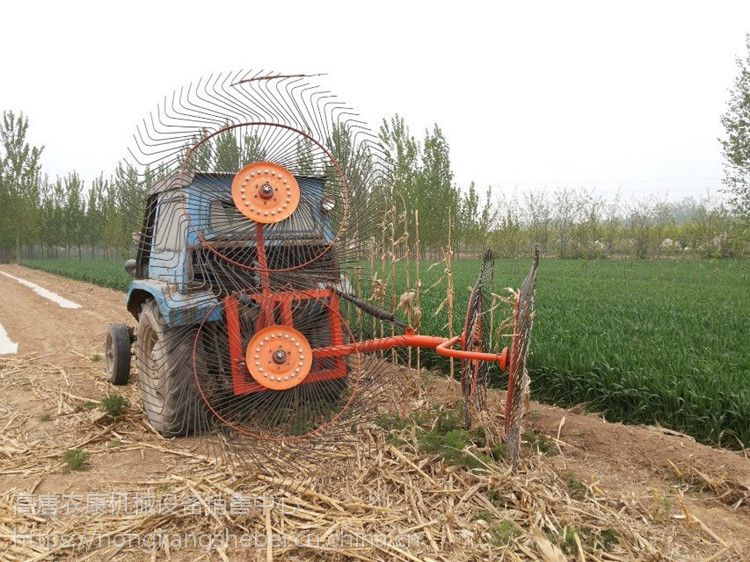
[312,333,509,371]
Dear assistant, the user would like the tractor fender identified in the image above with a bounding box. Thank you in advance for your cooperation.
[126,279,222,327]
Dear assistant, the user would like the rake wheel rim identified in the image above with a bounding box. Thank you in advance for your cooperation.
[181,121,350,273]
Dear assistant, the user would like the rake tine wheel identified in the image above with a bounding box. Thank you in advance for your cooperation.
[504,248,540,472]
[122,71,401,481]
[460,250,495,428]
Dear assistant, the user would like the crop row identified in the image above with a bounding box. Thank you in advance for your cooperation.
[23,257,750,446]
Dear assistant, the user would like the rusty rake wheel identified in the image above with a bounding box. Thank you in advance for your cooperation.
[119,71,406,479]
[192,292,359,440]
[460,250,495,428]
[504,249,540,472]
[188,290,409,477]
[126,71,389,290]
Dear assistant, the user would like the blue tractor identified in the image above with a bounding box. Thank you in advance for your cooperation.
[105,165,349,436]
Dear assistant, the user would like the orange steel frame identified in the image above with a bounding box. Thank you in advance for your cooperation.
[224,224,509,396]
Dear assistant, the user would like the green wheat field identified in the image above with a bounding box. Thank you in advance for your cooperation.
[23,257,750,447]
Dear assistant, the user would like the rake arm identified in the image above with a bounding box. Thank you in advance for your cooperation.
[331,287,408,329]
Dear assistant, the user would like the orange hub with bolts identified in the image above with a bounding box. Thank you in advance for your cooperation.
[231,162,301,224]
[245,325,313,390]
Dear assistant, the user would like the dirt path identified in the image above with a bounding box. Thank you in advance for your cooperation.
[0,265,748,561]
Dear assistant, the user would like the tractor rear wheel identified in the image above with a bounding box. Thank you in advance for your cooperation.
[106,323,132,385]
[134,300,206,437]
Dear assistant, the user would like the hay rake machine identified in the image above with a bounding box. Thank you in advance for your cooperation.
[104,71,539,475]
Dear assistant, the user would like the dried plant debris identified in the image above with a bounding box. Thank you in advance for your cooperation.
[0,354,744,561]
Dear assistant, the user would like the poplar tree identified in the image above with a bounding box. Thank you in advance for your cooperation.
[0,111,44,261]
[720,34,750,220]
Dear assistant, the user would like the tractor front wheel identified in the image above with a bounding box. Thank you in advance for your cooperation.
[134,300,206,437]
[106,323,132,385]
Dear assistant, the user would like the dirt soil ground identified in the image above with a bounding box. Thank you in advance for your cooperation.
[0,264,748,561]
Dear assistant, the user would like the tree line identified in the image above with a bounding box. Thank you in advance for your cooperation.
[2,29,750,266]
[0,110,748,263]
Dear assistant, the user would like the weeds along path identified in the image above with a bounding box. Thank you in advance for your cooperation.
[0,265,748,560]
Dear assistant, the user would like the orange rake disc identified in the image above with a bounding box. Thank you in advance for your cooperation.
[246,325,313,390]
[231,161,300,224]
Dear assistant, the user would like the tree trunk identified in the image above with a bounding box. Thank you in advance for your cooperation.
[15,233,20,264]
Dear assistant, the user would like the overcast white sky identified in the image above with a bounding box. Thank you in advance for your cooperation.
[1,1,748,202]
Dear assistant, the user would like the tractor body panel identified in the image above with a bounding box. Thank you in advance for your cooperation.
[185,174,333,245]
[126,279,221,327]
[127,171,334,330]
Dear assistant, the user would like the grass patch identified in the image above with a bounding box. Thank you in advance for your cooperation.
[563,470,588,500]
[375,413,410,432]
[523,430,555,455]
[486,487,509,509]
[23,257,131,291]
[100,394,128,418]
[471,508,495,522]
[599,528,619,549]
[38,413,52,422]
[489,520,523,546]
[62,448,88,472]
[490,442,509,461]
[417,428,491,469]
[377,406,503,470]
[557,525,619,554]
[562,527,581,555]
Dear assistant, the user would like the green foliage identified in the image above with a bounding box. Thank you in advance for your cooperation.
[471,508,495,522]
[287,400,335,435]
[375,413,410,431]
[241,133,267,165]
[28,255,750,446]
[0,111,43,262]
[720,33,750,220]
[563,471,588,500]
[599,528,619,549]
[523,431,555,455]
[295,138,315,175]
[368,257,750,447]
[2,111,748,263]
[23,258,131,290]
[377,406,496,470]
[417,428,492,469]
[62,448,88,471]
[562,527,581,555]
[556,525,618,554]
[490,443,509,462]
[489,520,523,546]
[100,394,127,418]
[214,127,242,173]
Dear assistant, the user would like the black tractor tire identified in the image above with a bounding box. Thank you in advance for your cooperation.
[134,300,206,437]
[106,323,132,385]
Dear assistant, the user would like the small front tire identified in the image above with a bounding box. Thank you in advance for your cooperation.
[106,323,132,385]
